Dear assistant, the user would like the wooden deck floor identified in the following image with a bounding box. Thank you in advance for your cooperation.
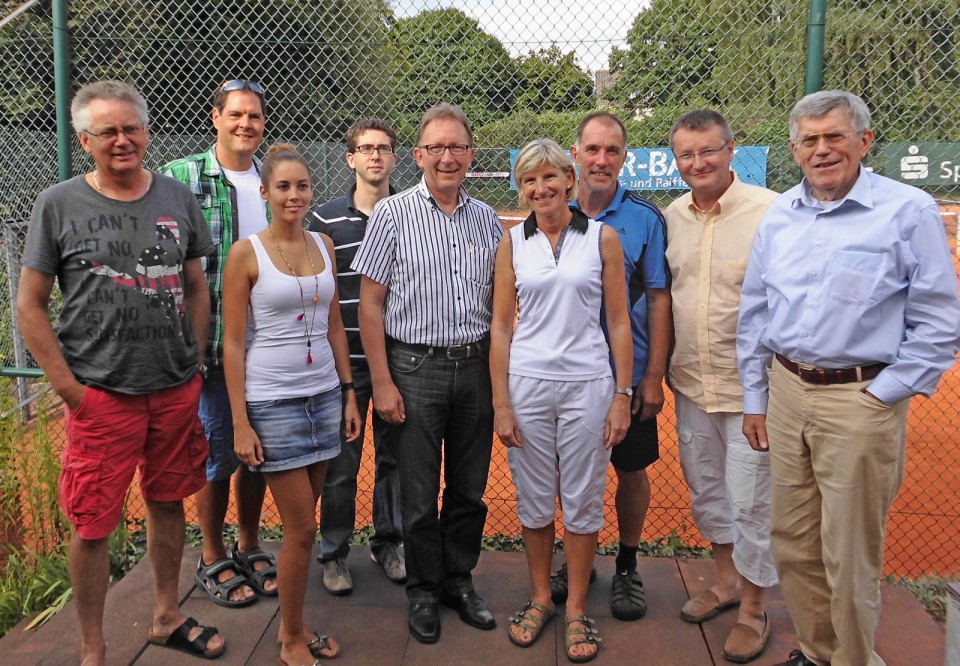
[0,544,945,665]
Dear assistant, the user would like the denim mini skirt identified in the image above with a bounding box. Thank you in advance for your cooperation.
[246,387,342,473]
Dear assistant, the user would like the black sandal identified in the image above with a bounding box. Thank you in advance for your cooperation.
[148,616,225,659]
[230,542,279,597]
[195,557,257,608]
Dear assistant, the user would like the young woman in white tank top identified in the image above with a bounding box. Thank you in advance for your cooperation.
[222,144,360,665]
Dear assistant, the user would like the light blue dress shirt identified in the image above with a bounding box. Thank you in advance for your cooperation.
[737,166,960,413]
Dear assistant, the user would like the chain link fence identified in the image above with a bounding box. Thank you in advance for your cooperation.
[1,0,958,578]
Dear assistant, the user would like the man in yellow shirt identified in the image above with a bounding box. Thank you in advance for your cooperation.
[664,109,778,663]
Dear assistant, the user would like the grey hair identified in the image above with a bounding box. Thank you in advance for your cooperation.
[669,109,733,149]
[513,138,578,209]
[71,81,149,134]
[417,103,473,146]
[789,90,871,141]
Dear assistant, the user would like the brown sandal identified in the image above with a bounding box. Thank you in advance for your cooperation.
[564,614,601,663]
[508,600,555,647]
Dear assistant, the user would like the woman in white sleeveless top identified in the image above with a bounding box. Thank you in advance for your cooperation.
[223,144,360,666]
[490,139,633,663]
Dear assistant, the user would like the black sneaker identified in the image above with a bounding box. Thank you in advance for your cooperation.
[549,562,598,604]
[610,570,646,620]
[774,649,817,666]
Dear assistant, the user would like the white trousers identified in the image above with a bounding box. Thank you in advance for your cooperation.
[675,392,778,588]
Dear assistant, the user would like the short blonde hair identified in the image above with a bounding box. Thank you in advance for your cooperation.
[513,138,578,209]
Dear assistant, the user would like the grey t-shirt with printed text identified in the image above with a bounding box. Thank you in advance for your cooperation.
[22,173,215,394]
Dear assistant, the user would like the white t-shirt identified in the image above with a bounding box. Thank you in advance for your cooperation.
[222,165,268,239]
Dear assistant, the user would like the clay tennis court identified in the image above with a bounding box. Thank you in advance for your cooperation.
[122,206,960,579]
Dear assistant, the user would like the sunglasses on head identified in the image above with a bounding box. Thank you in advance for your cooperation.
[218,79,265,96]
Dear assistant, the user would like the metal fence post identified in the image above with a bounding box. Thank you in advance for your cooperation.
[804,0,827,95]
[53,0,72,182]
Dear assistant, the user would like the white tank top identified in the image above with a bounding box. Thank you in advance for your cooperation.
[245,232,338,400]
[508,217,612,380]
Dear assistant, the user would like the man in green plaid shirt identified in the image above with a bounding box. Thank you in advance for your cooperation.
[161,79,278,608]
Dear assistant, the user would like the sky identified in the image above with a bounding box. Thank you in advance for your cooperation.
[391,0,648,71]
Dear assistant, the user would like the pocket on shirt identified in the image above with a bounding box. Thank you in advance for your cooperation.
[825,250,884,305]
[463,247,495,287]
[197,194,224,245]
[717,260,748,302]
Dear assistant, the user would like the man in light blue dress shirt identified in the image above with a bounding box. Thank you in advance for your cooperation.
[737,90,960,666]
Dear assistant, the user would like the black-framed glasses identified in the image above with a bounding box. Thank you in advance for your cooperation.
[420,144,470,156]
[353,144,395,155]
[83,125,149,141]
[218,79,265,96]
[674,141,730,164]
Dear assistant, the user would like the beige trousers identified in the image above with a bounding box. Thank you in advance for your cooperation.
[766,360,909,666]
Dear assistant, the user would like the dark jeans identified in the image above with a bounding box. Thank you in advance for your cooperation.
[318,366,403,562]
[388,342,494,604]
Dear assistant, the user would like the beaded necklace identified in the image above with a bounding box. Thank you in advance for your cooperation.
[267,226,320,364]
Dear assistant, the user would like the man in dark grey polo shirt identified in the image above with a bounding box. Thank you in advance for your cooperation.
[352,104,503,644]
[310,119,404,595]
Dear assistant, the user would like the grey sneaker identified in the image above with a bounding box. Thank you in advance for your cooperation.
[321,557,353,595]
[372,543,407,583]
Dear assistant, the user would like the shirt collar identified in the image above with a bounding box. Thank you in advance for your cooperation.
[795,164,874,210]
[573,184,627,221]
[687,170,742,215]
[346,182,397,218]
[202,144,263,179]
[523,206,589,239]
[416,176,470,211]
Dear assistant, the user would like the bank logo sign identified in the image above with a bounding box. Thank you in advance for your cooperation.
[509,146,769,191]
[882,143,960,186]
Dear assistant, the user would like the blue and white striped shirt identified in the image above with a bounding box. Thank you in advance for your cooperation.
[351,177,503,346]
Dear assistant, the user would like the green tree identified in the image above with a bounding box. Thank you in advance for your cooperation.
[0,0,396,140]
[514,46,593,113]
[387,8,519,142]
[609,0,960,142]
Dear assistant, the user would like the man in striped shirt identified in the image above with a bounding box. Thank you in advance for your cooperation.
[352,104,503,644]
[309,119,405,596]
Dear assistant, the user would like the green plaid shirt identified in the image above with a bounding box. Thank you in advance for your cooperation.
[160,146,267,367]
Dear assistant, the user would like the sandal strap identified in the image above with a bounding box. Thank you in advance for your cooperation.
[509,600,553,629]
[197,556,242,577]
[565,615,602,644]
[197,558,250,595]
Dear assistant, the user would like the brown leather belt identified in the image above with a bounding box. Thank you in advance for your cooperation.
[776,354,885,385]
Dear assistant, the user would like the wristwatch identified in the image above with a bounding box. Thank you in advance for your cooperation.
[614,387,633,397]
[197,362,209,380]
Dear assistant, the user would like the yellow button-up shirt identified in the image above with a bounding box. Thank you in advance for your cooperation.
[665,173,778,412]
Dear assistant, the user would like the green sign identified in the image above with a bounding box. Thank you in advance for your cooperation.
[878,142,960,187]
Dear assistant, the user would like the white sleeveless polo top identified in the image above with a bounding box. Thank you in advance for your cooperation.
[508,215,612,381]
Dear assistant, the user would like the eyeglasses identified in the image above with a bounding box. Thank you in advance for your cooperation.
[420,144,470,156]
[353,144,394,155]
[83,125,148,141]
[674,142,730,164]
[794,131,859,150]
[218,79,265,96]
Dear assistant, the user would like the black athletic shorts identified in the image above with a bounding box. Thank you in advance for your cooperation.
[609,411,659,472]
